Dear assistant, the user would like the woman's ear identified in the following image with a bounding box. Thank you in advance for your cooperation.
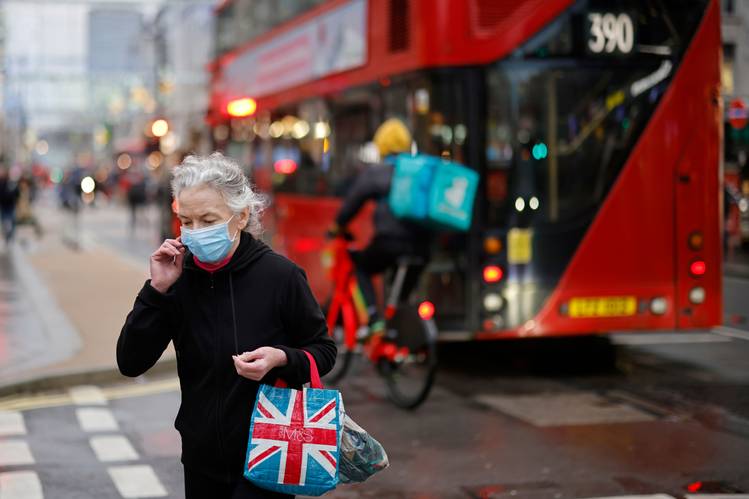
[240,207,251,230]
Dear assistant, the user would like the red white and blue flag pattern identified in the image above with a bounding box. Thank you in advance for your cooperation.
[245,384,341,496]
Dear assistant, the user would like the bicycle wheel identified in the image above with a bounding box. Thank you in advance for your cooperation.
[378,305,437,409]
[323,319,354,384]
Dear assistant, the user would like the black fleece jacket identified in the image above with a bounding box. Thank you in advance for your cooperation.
[116,232,336,483]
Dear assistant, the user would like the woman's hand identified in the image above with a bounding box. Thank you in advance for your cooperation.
[150,238,186,294]
[232,347,288,381]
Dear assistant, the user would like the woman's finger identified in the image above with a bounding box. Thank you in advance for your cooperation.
[165,238,184,248]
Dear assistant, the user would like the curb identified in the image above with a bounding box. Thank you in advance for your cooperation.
[0,358,177,398]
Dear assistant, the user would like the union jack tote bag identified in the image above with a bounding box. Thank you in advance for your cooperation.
[244,351,342,496]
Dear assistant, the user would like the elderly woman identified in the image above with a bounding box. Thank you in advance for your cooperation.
[117,152,336,499]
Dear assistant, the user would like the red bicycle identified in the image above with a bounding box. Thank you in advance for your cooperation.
[323,233,437,409]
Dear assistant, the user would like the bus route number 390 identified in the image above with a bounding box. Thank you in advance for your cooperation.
[587,12,635,55]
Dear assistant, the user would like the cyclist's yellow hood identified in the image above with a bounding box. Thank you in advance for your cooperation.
[373,119,411,157]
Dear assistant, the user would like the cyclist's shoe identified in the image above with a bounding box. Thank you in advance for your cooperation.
[369,320,386,337]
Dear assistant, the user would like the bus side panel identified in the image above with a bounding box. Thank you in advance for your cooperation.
[271,194,375,302]
[528,0,721,336]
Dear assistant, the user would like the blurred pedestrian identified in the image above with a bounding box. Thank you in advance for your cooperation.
[126,172,147,234]
[15,174,43,239]
[116,152,336,499]
[0,165,20,246]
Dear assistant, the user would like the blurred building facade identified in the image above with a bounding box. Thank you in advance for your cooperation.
[0,0,213,171]
[154,2,214,156]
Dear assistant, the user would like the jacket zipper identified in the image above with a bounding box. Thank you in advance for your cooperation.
[210,272,230,481]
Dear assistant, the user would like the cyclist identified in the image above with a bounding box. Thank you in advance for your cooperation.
[331,118,430,333]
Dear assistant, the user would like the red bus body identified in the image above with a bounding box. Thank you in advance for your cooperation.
[209,0,723,339]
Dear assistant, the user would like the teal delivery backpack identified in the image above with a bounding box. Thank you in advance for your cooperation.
[388,154,478,231]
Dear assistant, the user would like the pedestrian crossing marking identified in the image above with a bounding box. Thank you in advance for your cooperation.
[90,435,139,462]
[68,385,107,406]
[107,465,168,498]
[76,408,119,432]
[0,470,43,499]
[0,411,26,436]
[0,440,35,466]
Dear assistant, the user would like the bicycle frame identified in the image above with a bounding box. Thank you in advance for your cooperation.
[325,236,361,351]
[325,235,410,364]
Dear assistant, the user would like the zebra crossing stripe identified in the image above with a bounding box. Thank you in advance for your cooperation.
[76,408,119,432]
[68,385,107,406]
[107,465,168,498]
[0,471,43,499]
[90,435,139,462]
[0,440,35,466]
[0,411,26,436]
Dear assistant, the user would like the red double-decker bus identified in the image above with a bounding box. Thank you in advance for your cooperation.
[208,0,722,340]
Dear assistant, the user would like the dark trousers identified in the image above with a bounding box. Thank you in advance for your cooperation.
[349,236,426,321]
[184,467,294,499]
[1,207,16,243]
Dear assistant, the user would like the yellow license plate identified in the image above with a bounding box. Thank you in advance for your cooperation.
[568,296,637,318]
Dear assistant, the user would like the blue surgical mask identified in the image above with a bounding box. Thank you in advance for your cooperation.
[181,216,238,263]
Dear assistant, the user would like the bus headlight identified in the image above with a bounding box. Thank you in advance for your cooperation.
[483,293,503,312]
[689,286,705,304]
[650,297,668,315]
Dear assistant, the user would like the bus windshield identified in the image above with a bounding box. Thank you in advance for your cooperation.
[484,0,709,287]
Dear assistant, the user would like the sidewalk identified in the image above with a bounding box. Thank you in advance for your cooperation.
[0,200,175,395]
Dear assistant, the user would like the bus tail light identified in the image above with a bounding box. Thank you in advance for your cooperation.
[483,265,503,283]
[690,260,706,276]
[689,287,705,304]
[483,293,503,312]
[650,297,668,315]
[688,231,704,250]
[484,237,502,254]
[418,301,435,321]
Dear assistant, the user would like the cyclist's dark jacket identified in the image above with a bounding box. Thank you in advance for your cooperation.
[116,232,336,483]
[336,162,426,240]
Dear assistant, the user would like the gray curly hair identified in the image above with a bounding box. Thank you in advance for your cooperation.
[171,152,268,237]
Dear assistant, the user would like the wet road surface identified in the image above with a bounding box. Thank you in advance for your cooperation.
[1,332,748,498]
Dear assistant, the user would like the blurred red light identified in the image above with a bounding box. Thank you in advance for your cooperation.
[274,159,298,175]
[687,481,702,493]
[418,301,435,320]
[690,260,706,276]
[483,265,503,283]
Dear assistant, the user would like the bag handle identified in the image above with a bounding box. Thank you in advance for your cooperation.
[274,350,323,389]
